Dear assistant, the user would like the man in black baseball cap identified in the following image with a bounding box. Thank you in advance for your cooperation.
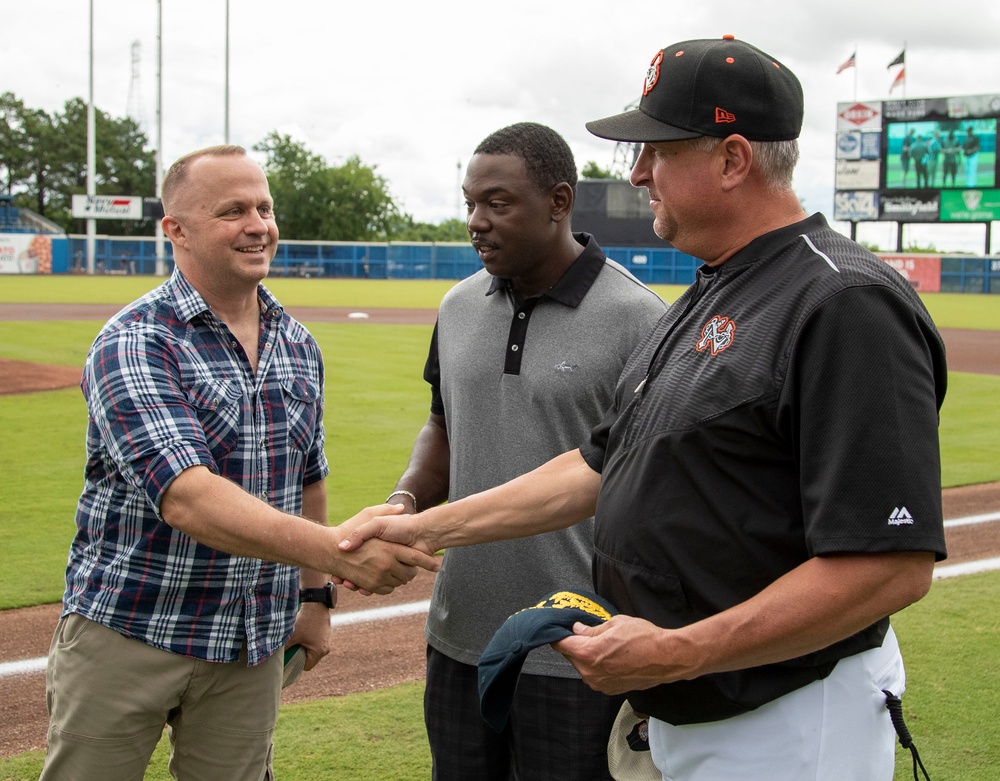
[341,35,947,781]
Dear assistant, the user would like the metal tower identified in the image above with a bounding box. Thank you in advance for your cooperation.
[609,101,641,178]
[126,40,146,130]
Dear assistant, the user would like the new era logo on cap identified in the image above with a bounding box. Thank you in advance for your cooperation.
[586,35,803,144]
[715,107,736,124]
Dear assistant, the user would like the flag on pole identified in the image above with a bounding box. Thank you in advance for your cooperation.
[889,67,906,94]
[836,52,856,74]
[888,49,905,69]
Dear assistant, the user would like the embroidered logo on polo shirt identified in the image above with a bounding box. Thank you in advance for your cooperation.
[554,360,578,373]
[888,507,915,525]
[695,315,736,356]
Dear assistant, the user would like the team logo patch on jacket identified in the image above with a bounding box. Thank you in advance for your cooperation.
[695,315,736,356]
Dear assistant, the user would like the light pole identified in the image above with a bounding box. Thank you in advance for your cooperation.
[86,0,96,273]
[225,0,230,144]
[154,0,166,275]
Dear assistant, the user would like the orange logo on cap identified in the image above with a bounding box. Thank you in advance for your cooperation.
[643,51,663,96]
[715,107,736,124]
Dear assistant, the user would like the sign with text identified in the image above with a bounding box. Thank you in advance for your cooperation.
[939,189,1000,221]
[880,193,940,222]
[879,254,942,292]
[834,191,879,221]
[835,160,880,190]
[71,195,143,220]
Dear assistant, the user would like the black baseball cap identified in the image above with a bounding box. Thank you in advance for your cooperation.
[586,35,803,143]
[477,590,618,732]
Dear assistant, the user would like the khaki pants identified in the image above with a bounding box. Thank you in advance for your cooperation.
[40,613,282,781]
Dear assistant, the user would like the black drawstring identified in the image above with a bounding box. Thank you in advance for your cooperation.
[883,690,931,780]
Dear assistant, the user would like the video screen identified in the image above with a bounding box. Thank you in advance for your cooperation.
[884,118,996,190]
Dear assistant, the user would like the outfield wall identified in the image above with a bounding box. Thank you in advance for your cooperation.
[1,233,998,292]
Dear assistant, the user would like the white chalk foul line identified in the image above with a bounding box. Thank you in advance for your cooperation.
[0,599,431,680]
[944,510,1000,527]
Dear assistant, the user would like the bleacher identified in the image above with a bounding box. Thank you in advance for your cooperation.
[0,194,64,235]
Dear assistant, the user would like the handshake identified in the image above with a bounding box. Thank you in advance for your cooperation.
[323,501,441,596]
[321,450,599,595]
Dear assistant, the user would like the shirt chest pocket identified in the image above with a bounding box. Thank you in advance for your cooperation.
[186,378,242,460]
[280,377,320,453]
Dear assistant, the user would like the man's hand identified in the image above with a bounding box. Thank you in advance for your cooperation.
[287,601,334,671]
[337,512,438,556]
[552,615,681,695]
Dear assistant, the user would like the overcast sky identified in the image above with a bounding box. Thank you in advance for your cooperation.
[5,0,1000,252]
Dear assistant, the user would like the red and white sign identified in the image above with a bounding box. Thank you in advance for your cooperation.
[837,101,882,130]
[878,254,941,292]
[71,194,143,220]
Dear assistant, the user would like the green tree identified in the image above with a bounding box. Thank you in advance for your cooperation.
[0,92,155,234]
[581,161,622,179]
[255,132,403,241]
[0,92,30,194]
[387,216,468,242]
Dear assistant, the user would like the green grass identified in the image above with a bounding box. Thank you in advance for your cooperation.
[2,276,996,330]
[889,570,1000,779]
[0,321,434,609]
[0,275,455,310]
[939,372,1000,487]
[2,575,997,780]
[1,304,998,608]
[0,681,430,781]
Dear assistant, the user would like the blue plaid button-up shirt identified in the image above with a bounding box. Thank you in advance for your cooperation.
[62,270,328,666]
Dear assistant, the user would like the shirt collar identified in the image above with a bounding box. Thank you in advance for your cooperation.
[168,268,285,324]
[715,213,829,275]
[485,232,606,308]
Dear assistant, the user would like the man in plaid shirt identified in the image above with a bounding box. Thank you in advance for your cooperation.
[39,146,438,781]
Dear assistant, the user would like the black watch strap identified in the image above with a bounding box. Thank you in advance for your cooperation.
[299,582,336,608]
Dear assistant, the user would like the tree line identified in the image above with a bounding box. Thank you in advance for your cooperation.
[0,92,472,242]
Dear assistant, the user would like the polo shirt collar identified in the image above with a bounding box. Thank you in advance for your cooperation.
[485,232,606,308]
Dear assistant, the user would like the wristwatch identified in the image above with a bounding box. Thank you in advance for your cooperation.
[299,582,336,609]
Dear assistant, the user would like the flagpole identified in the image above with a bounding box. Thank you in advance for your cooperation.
[853,44,858,101]
[902,41,907,99]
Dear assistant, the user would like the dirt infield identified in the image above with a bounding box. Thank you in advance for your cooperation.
[1,304,998,759]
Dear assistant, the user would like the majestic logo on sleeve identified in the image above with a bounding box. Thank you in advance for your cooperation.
[888,507,915,525]
[695,315,736,356]
[643,51,663,96]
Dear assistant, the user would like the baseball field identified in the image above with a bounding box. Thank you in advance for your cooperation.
[1,275,998,780]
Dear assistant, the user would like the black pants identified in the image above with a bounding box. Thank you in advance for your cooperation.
[424,645,624,781]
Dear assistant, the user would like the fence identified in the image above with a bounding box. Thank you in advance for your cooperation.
[2,234,998,292]
[57,235,705,286]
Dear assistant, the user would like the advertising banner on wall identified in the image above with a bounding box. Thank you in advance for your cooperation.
[0,233,53,273]
[879,254,942,292]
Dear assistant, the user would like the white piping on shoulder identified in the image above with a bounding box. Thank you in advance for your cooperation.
[801,234,840,273]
